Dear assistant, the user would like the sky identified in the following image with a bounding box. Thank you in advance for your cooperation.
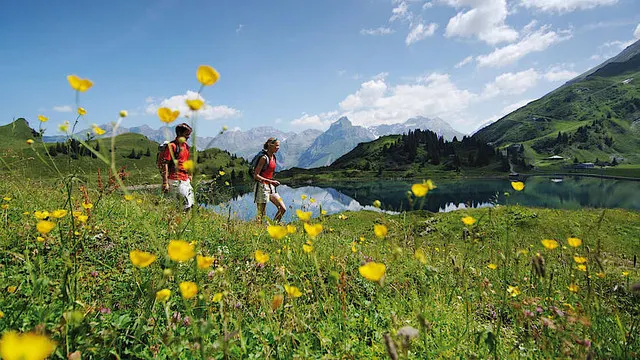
[0,0,639,136]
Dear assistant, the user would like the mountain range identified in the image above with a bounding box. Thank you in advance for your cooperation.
[43,116,463,170]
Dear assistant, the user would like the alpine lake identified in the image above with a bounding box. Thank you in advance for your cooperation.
[204,175,640,223]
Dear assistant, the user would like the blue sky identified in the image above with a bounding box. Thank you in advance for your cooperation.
[1,0,639,136]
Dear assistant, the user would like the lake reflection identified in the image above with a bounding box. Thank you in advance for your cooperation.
[209,176,640,221]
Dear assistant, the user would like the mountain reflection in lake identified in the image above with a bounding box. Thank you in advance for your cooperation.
[208,176,640,222]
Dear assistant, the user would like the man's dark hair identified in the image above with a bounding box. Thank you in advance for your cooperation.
[175,123,192,136]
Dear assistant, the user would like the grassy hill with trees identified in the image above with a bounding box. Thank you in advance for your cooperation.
[472,40,640,175]
[0,118,249,186]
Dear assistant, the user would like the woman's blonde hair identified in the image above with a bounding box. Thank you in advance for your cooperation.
[263,137,279,150]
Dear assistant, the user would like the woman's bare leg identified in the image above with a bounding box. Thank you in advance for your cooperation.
[270,194,286,223]
[256,203,266,223]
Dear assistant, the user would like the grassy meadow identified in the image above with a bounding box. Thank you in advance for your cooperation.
[1,67,639,360]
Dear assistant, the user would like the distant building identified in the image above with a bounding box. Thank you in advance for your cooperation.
[622,78,633,84]
[546,155,564,160]
[574,162,595,169]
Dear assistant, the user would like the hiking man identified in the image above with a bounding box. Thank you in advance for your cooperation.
[252,137,286,222]
[160,123,194,211]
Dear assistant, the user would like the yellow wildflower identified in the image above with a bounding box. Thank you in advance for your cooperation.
[374,224,388,239]
[51,209,67,218]
[303,244,313,253]
[58,121,70,133]
[197,255,215,270]
[38,115,48,122]
[573,256,587,264]
[136,199,143,204]
[182,160,195,172]
[76,215,88,223]
[167,240,195,262]
[351,242,357,253]
[82,203,93,209]
[0,330,56,360]
[310,198,316,203]
[212,292,223,303]
[7,286,17,294]
[373,200,381,208]
[622,271,629,277]
[411,183,429,197]
[77,107,87,115]
[301,194,307,200]
[2,197,10,201]
[92,125,106,135]
[0,310,3,319]
[507,285,521,297]
[179,281,198,299]
[129,250,157,268]
[321,209,327,215]
[119,110,128,118]
[156,289,171,302]
[286,224,296,234]
[67,74,93,92]
[254,250,269,264]
[304,223,323,238]
[284,285,302,298]
[359,262,386,282]
[296,209,312,222]
[511,181,525,191]
[414,248,427,264]
[196,65,220,86]
[124,194,134,201]
[36,220,55,234]
[541,239,559,250]
[576,265,587,272]
[461,216,476,226]
[1,204,7,210]
[218,170,225,176]
[157,107,180,123]
[426,179,437,190]
[568,284,579,293]
[487,263,498,270]
[186,99,204,111]
[267,225,288,240]
[567,237,582,247]
[26,139,34,145]
[596,272,605,279]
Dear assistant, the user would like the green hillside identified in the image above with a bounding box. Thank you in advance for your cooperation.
[473,49,640,171]
[0,119,249,185]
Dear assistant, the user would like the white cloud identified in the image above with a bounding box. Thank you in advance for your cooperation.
[290,112,338,129]
[339,79,388,111]
[405,22,438,45]
[483,68,540,98]
[53,105,72,113]
[390,1,411,22]
[502,98,535,114]
[444,0,518,45]
[634,24,640,39]
[145,91,241,121]
[476,24,572,67]
[360,27,396,36]
[236,24,245,33]
[423,1,434,9]
[455,56,474,68]
[520,0,618,13]
[544,68,579,81]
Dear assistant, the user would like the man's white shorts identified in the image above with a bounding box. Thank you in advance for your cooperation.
[169,179,194,210]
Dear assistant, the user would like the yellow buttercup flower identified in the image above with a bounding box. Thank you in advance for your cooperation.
[218,170,225,176]
[59,121,70,133]
[222,125,228,131]
[67,74,93,92]
[304,223,323,238]
[0,310,3,319]
[7,286,17,294]
[179,281,198,299]
[51,209,68,218]
[254,250,269,264]
[267,225,288,240]
[77,107,87,115]
[36,220,55,234]
[36,237,45,243]
[487,263,498,270]
[576,265,587,272]
[301,195,307,200]
[0,330,56,360]
[124,194,134,201]
[38,115,49,122]
[119,110,128,118]
[359,262,386,282]
[622,271,629,277]
[167,240,195,262]
[541,239,559,250]
[186,99,204,111]
[567,237,582,247]
[596,272,605,279]
[511,181,525,191]
[296,209,312,222]
[34,211,50,220]
[286,225,297,234]
[426,179,437,190]
[2,197,10,201]
[461,216,476,226]
[157,107,180,123]
[284,285,302,298]
[92,125,106,135]
[414,248,427,264]
[321,210,327,215]
[351,242,357,253]
[26,139,34,145]
[573,256,587,264]
[303,243,313,253]
[212,292,223,303]
[372,200,381,208]
[129,250,157,268]
[156,289,171,302]
[76,215,88,223]
[197,255,215,270]
[373,224,388,239]
[568,284,579,293]
[82,203,93,209]
[411,183,429,197]
[507,285,521,297]
[182,160,195,172]
[1,204,7,210]
[310,198,316,203]
[196,65,220,86]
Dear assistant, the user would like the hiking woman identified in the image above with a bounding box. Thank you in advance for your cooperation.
[253,137,286,222]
